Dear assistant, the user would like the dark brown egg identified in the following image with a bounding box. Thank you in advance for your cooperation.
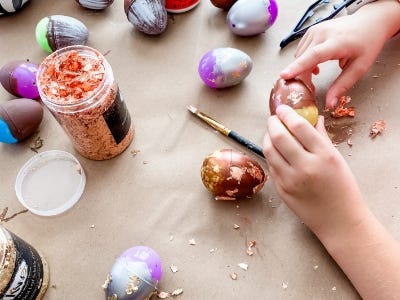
[210,0,237,10]
[201,149,267,200]
[269,78,318,126]
[0,99,43,144]
[124,0,167,35]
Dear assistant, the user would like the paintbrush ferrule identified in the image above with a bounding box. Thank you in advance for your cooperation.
[194,111,230,136]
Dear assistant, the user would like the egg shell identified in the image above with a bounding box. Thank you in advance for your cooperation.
[198,47,252,89]
[0,0,30,15]
[124,0,168,35]
[269,78,318,126]
[35,15,89,53]
[75,0,114,10]
[105,246,162,300]
[0,61,39,99]
[201,149,267,200]
[227,0,278,36]
[210,0,237,10]
[0,98,43,143]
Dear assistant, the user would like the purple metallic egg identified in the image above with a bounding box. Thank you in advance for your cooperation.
[227,0,278,36]
[0,61,39,99]
[198,47,252,89]
[104,246,162,300]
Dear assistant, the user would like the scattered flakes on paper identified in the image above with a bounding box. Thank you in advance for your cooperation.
[171,288,183,296]
[189,238,196,245]
[282,282,288,290]
[369,120,386,138]
[330,96,355,118]
[209,248,217,253]
[102,274,112,290]
[130,149,140,157]
[246,240,256,256]
[90,224,95,229]
[332,286,337,291]
[169,235,174,242]
[233,224,240,230]
[29,134,43,153]
[238,263,248,271]
[157,291,170,299]
[313,265,319,271]
[170,264,178,273]
[230,272,238,280]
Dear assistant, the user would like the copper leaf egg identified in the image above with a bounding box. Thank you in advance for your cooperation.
[0,0,30,15]
[210,0,237,10]
[124,0,168,35]
[201,149,267,200]
[269,78,319,126]
[35,15,89,53]
[0,60,39,99]
[0,99,43,144]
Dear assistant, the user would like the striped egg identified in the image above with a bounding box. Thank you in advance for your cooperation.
[198,47,252,89]
[75,0,114,10]
[0,0,30,15]
[35,15,89,53]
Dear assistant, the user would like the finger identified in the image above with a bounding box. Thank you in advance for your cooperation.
[281,42,344,79]
[265,113,305,167]
[275,105,327,154]
[315,116,332,144]
[325,59,369,108]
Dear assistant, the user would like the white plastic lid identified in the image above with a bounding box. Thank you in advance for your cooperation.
[15,150,86,216]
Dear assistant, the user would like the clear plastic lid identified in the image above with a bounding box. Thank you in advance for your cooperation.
[15,150,86,216]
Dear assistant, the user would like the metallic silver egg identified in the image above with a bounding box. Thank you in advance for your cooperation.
[227,0,278,36]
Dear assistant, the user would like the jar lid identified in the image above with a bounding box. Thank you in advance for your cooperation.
[15,150,86,216]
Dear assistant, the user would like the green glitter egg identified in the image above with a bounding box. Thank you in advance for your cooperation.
[35,15,89,53]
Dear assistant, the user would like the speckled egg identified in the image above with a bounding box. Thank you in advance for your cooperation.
[201,148,267,200]
[0,98,43,144]
[198,47,252,89]
[35,15,89,53]
[0,61,39,99]
[227,0,278,36]
[104,246,162,300]
[0,0,30,15]
[75,0,114,10]
[124,0,168,35]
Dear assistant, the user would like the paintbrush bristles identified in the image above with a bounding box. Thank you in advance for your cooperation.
[187,105,198,114]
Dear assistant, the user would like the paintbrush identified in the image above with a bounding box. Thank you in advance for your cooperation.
[187,105,265,158]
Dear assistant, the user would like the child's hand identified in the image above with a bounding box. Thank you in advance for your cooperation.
[281,1,400,109]
[262,105,365,236]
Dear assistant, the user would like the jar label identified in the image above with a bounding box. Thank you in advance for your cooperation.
[165,0,199,11]
[103,88,132,144]
[0,232,45,299]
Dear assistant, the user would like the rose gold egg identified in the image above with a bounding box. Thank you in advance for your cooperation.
[201,148,267,200]
[269,78,318,126]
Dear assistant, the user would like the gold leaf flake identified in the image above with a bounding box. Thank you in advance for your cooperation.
[157,291,170,299]
[282,282,288,290]
[189,238,196,245]
[230,272,238,280]
[233,224,240,230]
[170,264,178,273]
[126,275,140,295]
[238,263,248,270]
[171,288,183,296]
[369,120,386,138]
[107,294,118,300]
[102,274,112,290]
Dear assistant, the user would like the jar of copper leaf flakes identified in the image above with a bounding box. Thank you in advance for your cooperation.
[37,45,134,160]
[0,225,49,299]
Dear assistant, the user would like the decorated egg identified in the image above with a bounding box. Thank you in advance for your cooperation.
[75,0,114,10]
[165,0,200,13]
[201,149,267,200]
[0,61,39,99]
[0,98,43,144]
[198,47,252,89]
[210,0,237,10]
[104,246,162,300]
[227,0,278,36]
[35,15,89,53]
[0,0,30,15]
[124,0,167,35]
[269,78,319,126]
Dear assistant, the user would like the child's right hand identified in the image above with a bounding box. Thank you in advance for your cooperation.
[281,1,400,109]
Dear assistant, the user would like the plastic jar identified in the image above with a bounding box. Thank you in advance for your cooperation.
[0,226,49,299]
[165,0,200,13]
[37,45,134,160]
